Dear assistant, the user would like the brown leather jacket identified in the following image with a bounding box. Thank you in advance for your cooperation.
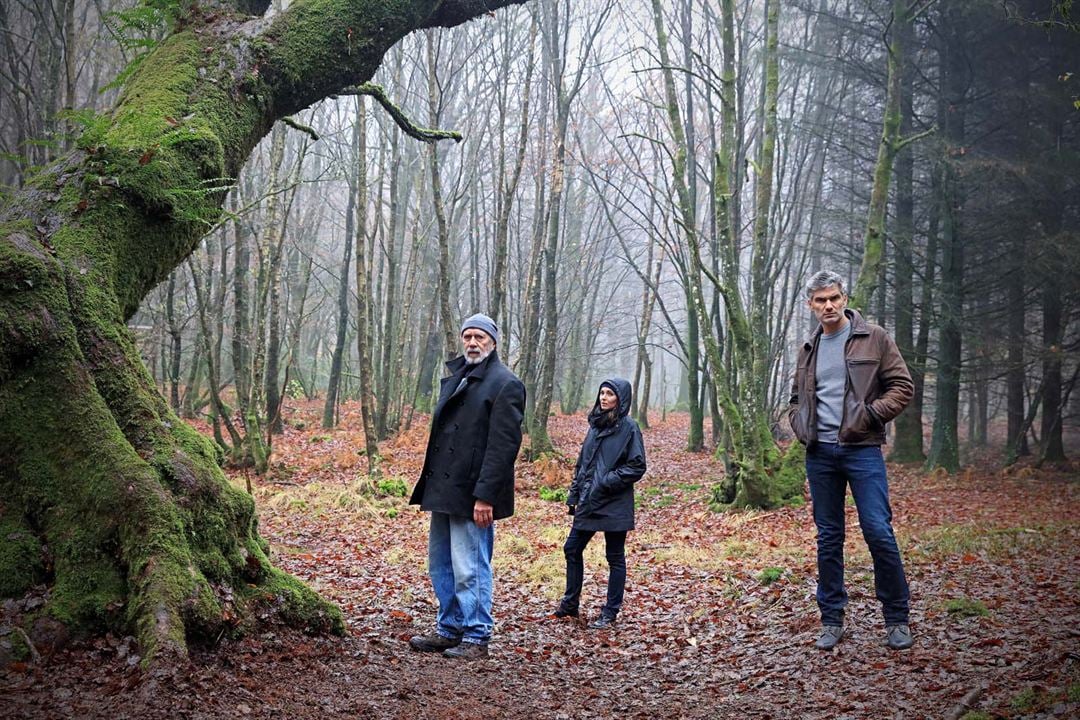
[788,309,914,446]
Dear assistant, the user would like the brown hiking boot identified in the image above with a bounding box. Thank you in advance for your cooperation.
[442,642,489,660]
[409,633,461,652]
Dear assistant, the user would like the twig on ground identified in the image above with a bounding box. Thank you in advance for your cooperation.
[14,627,41,664]
[945,686,984,720]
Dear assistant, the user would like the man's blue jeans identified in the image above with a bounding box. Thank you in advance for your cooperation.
[806,443,910,626]
[428,512,494,645]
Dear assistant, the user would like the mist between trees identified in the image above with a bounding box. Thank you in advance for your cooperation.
[101,0,1077,476]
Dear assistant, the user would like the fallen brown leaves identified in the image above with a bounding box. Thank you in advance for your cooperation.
[2,401,1078,719]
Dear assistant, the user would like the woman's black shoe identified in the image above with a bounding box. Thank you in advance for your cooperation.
[553,606,578,618]
[588,615,615,629]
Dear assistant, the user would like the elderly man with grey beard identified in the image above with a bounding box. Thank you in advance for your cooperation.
[408,313,525,660]
[788,271,915,651]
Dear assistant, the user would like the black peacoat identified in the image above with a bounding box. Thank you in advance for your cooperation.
[410,351,526,521]
[566,378,647,532]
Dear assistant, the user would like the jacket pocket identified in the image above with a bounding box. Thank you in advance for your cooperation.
[846,357,880,401]
[839,400,874,443]
[790,403,810,445]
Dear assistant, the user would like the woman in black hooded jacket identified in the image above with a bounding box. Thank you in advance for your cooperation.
[554,378,647,628]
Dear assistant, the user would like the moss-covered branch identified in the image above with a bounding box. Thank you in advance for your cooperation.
[339,82,462,143]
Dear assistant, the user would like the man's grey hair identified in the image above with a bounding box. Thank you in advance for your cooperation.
[805,270,846,299]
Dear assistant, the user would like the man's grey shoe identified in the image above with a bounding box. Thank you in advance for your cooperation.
[443,642,489,660]
[588,615,616,630]
[885,624,913,650]
[409,633,461,652]
[814,625,844,650]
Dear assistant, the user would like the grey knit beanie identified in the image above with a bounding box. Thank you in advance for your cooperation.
[461,313,498,344]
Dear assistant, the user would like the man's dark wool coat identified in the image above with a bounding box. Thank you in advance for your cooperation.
[566,377,647,532]
[410,351,525,521]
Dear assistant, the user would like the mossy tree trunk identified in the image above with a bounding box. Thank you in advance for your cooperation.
[652,0,802,508]
[849,0,934,313]
[0,0,527,664]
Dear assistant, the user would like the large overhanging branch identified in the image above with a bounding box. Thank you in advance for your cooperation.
[337,82,463,143]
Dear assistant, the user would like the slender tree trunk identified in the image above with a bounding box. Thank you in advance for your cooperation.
[927,7,967,472]
[1004,235,1028,460]
[166,271,183,412]
[427,31,458,361]
[1041,243,1066,462]
[232,191,253,458]
[633,238,661,428]
[889,2,923,462]
[352,99,380,472]
[491,16,536,330]
[377,131,403,438]
[323,120,359,429]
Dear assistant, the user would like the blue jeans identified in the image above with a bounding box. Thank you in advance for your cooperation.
[806,443,910,626]
[559,529,627,619]
[428,512,494,645]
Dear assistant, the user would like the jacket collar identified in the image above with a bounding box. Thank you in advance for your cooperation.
[803,308,869,351]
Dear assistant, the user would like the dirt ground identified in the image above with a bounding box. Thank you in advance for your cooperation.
[3,405,1078,719]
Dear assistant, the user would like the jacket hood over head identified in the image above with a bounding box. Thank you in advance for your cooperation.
[597,377,633,419]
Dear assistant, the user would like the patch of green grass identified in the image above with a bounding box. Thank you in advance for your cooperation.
[1010,688,1039,713]
[496,533,533,558]
[539,525,568,544]
[906,524,1058,561]
[1066,683,1080,703]
[642,486,664,497]
[308,434,331,444]
[757,566,784,585]
[676,483,702,492]
[375,477,408,498]
[958,712,992,720]
[517,551,566,598]
[945,597,989,618]
[538,485,568,502]
[721,540,751,559]
[651,544,726,572]
[654,494,675,508]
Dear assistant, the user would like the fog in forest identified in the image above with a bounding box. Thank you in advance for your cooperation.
[3,0,1078,469]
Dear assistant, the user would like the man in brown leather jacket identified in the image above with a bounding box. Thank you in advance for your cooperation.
[788,270,915,651]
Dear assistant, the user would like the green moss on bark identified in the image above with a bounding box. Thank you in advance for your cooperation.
[0,511,43,597]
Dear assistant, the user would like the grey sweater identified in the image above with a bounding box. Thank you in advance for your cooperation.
[814,323,851,443]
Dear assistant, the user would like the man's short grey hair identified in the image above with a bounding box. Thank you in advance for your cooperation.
[805,270,846,299]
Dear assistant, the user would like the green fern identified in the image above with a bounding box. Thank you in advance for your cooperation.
[102,0,182,91]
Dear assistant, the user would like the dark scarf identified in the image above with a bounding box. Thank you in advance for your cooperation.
[588,404,620,429]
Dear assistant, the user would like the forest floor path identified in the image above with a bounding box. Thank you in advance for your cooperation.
[4,402,1079,719]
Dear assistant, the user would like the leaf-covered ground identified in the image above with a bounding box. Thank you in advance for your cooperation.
[4,402,1079,719]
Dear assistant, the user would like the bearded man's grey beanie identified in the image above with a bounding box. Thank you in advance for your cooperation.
[461,313,499,344]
